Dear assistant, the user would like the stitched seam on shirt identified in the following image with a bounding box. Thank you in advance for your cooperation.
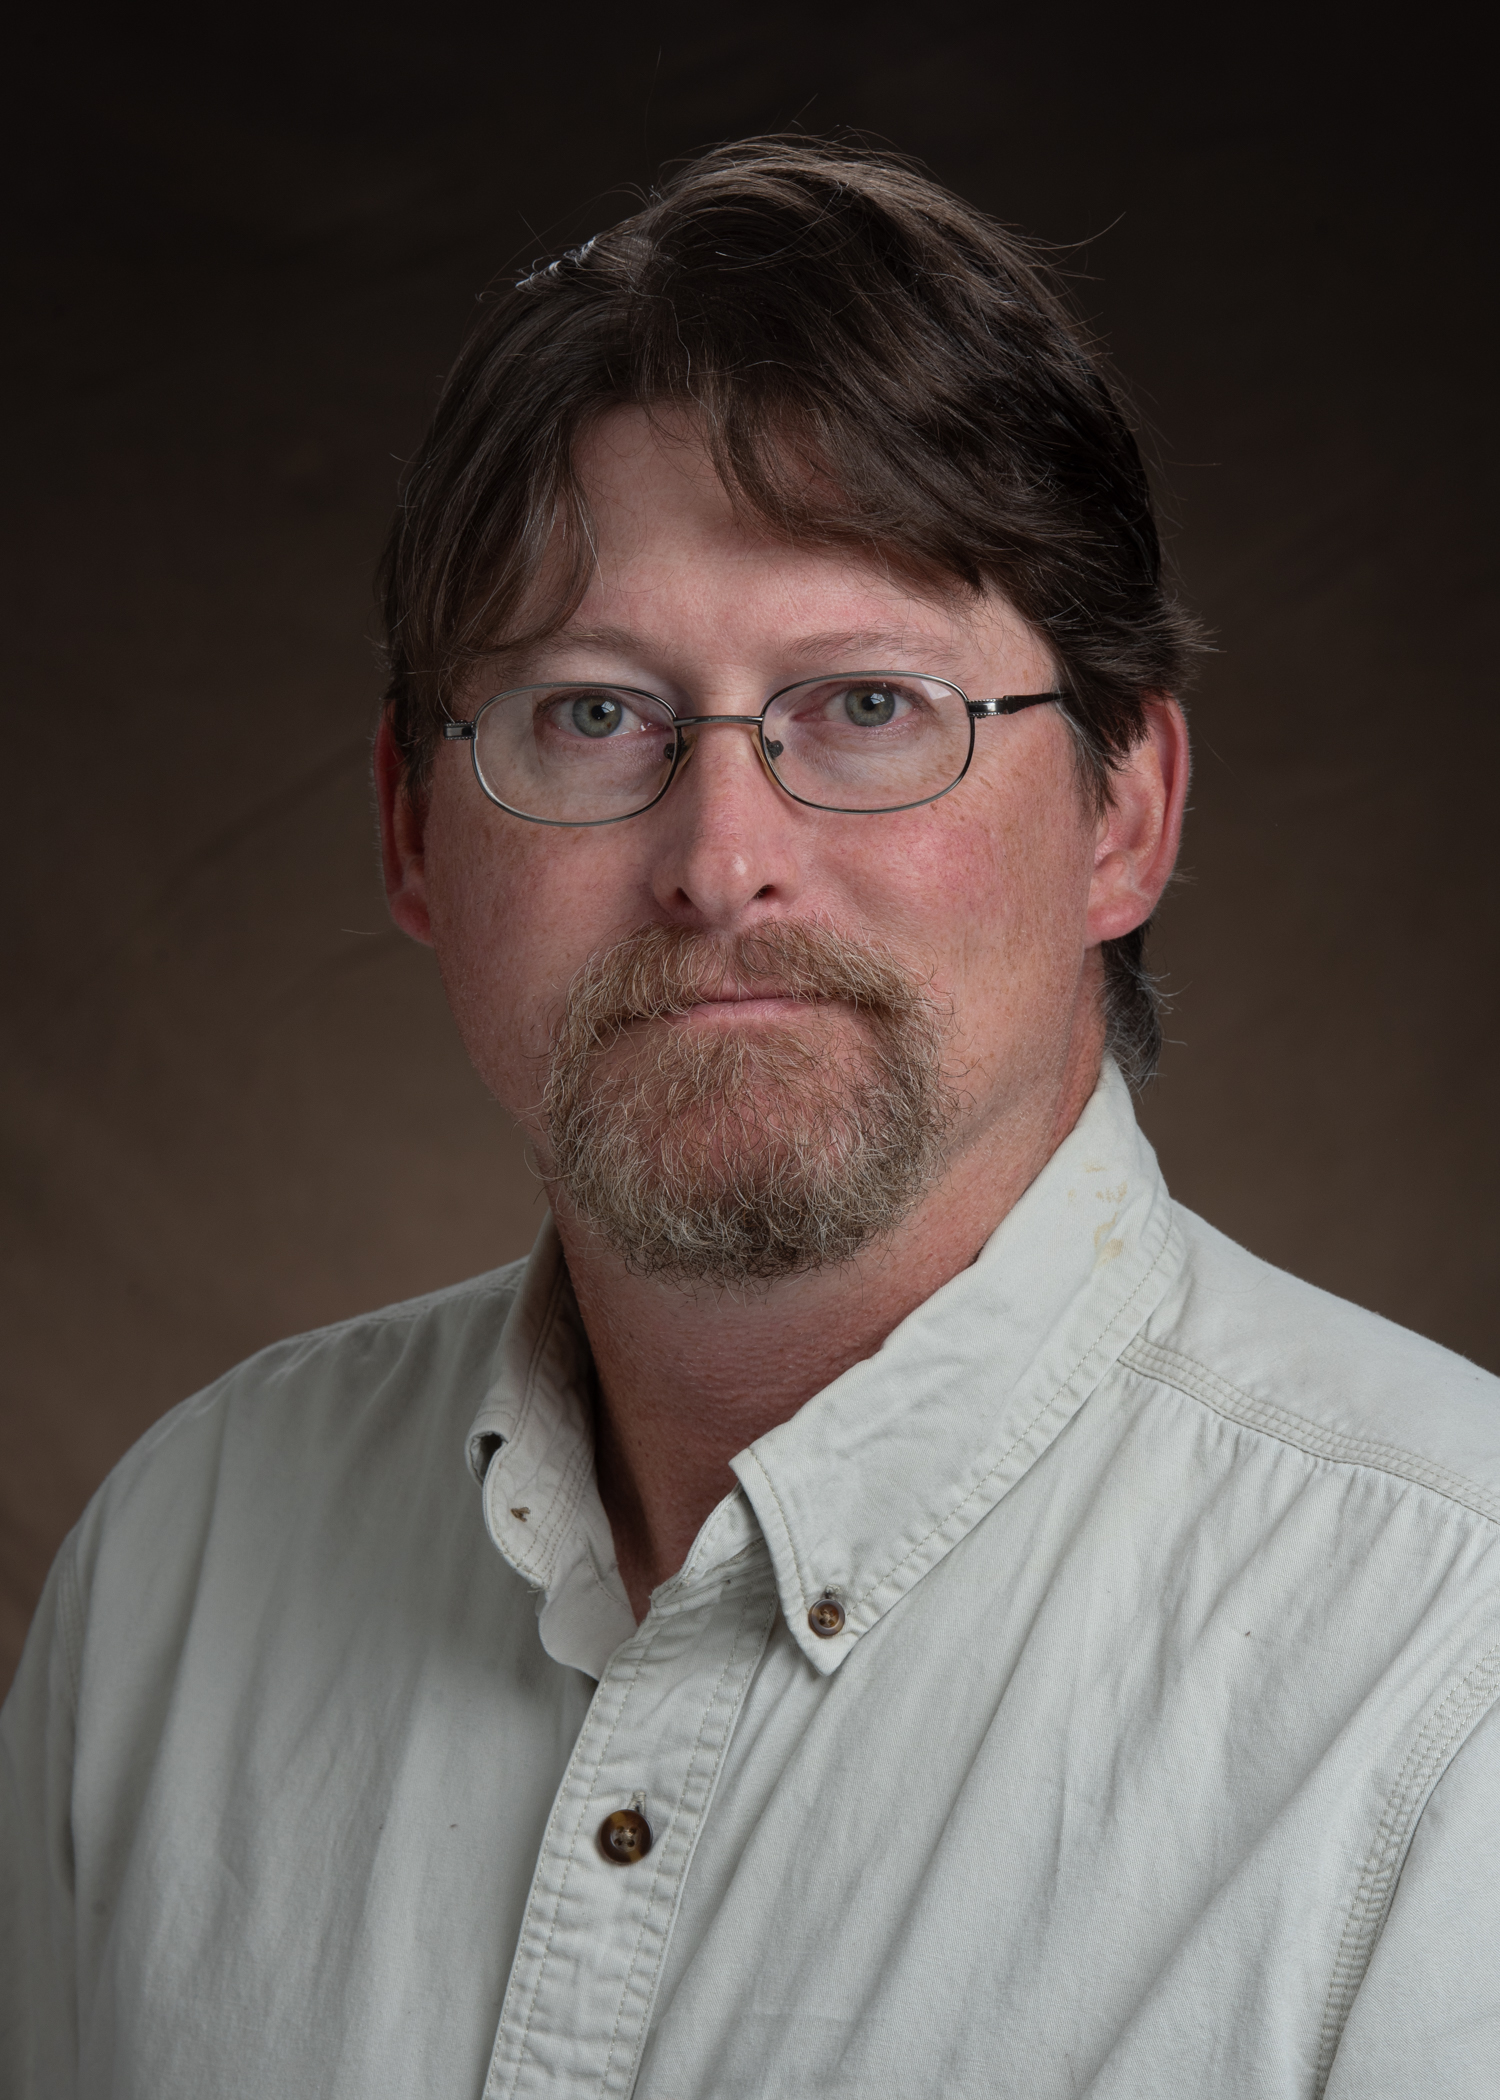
[500,1640,652,2094]
[653,1540,764,1616]
[598,1585,775,2097]
[1312,1646,1500,2094]
[847,1234,1176,1616]
[746,1452,816,1616]
[1121,1337,1500,1526]
[523,1433,595,1584]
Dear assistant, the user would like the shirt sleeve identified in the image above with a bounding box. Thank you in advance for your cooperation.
[1324,1683,1500,2096]
[1,1533,83,2100]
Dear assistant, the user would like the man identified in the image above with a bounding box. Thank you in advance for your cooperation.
[3,137,1497,2099]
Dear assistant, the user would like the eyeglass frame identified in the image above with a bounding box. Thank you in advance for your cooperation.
[440,672,1070,827]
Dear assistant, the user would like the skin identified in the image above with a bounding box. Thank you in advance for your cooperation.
[377,406,1189,1619]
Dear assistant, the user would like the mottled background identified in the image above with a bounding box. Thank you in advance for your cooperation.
[4,3,1495,1687]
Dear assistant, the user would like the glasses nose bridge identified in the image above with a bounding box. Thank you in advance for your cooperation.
[671,710,766,737]
[668,709,781,793]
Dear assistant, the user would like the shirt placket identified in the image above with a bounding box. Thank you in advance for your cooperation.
[482,1550,779,2099]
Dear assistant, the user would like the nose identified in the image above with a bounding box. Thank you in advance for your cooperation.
[646,716,806,929]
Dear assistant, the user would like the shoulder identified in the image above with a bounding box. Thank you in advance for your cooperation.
[76,1262,530,1567]
[1127,1206,1500,1524]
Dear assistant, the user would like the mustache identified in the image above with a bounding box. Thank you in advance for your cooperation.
[550,922,934,1058]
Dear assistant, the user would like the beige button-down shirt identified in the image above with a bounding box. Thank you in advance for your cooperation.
[5,1064,1500,2097]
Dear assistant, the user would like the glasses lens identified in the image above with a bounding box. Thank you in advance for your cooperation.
[472,686,679,822]
[763,675,972,812]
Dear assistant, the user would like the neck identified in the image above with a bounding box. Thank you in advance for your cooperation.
[552,1023,1106,1620]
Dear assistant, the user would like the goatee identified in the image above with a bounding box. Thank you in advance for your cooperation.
[541,922,955,1286]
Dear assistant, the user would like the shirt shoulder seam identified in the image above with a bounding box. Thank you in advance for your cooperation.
[1121,1335,1500,1527]
[1314,1644,1500,2093]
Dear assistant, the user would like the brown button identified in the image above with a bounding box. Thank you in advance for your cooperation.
[597,1808,653,1865]
[808,1592,846,1638]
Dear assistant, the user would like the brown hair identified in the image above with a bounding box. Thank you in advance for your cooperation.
[378,135,1200,1083]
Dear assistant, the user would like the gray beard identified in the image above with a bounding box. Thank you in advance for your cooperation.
[541,923,956,1287]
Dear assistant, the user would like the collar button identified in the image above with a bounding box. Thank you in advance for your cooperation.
[808,1591,846,1638]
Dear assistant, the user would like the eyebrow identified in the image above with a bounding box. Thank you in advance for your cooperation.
[778,629,970,668]
[504,624,972,674]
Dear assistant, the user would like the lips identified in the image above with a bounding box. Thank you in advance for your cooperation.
[688,981,808,1005]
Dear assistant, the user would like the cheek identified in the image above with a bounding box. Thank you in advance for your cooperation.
[870,781,1094,980]
[421,790,637,1107]
[858,761,1096,1074]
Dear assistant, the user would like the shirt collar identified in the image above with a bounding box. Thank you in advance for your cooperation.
[466,1060,1181,1679]
[733,1059,1181,1673]
[465,1227,639,1676]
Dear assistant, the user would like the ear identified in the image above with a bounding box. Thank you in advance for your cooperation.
[374,713,435,946]
[1085,697,1190,944]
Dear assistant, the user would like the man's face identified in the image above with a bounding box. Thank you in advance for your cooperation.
[384,407,1172,1276]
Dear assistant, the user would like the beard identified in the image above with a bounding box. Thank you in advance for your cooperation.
[540,922,956,1287]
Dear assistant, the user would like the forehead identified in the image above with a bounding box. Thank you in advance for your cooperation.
[562,407,1045,679]
[576,406,746,551]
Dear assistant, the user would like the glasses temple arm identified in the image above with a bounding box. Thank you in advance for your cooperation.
[965,692,1068,720]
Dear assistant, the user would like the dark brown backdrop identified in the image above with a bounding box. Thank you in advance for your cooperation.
[4,2,1496,1689]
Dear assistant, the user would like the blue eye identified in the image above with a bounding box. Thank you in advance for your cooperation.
[571,694,624,738]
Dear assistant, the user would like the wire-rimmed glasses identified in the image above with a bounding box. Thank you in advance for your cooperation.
[441,671,1067,826]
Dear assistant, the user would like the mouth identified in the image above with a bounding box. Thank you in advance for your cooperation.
[673,990,815,1027]
[664,978,821,1026]
[555,924,926,1067]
